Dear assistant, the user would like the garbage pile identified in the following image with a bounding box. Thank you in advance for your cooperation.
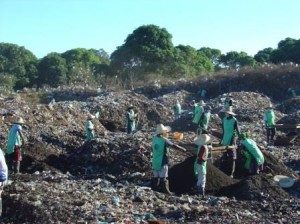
[3,171,299,223]
[0,86,299,223]
[278,96,300,114]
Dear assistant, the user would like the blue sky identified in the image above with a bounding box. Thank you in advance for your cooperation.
[1,0,300,58]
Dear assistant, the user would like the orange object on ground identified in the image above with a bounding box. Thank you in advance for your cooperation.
[173,132,183,141]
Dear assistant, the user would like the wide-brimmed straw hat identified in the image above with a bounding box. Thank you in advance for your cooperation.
[87,114,95,120]
[14,117,24,124]
[194,134,211,146]
[224,106,236,116]
[155,124,171,135]
[273,175,295,188]
[199,100,206,106]
[266,103,273,109]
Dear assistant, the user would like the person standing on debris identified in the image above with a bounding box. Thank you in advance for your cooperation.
[194,134,211,197]
[126,105,137,134]
[5,117,25,174]
[220,106,240,178]
[239,132,264,175]
[263,104,276,145]
[85,114,95,141]
[173,100,182,120]
[151,124,186,194]
[199,106,211,134]
[192,100,205,127]
[190,100,196,111]
[95,106,101,119]
[0,148,8,217]
[224,94,233,110]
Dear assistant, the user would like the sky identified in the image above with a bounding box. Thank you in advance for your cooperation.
[1,0,300,59]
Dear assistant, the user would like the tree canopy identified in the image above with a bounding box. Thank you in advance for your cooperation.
[198,47,221,65]
[219,51,256,69]
[2,29,300,90]
[60,48,110,84]
[171,45,214,76]
[270,38,300,63]
[0,43,37,88]
[37,53,68,87]
[110,25,174,77]
[254,48,274,63]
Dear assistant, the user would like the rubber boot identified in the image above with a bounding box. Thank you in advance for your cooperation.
[161,179,172,195]
[230,160,236,178]
[201,187,206,199]
[0,198,2,217]
[266,130,270,145]
[14,161,20,174]
[151,178,159,191]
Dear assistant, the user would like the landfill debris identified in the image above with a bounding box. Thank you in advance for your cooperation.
[0,86,298,223]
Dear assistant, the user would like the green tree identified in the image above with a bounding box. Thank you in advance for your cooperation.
[220,51,256,68]
[292,39,300,63]
[270,38,300,63]
[110,24,174,78]
[37,53,68,87]
[254,48,274,63]
[61,48,109,83]
[0,43,37,88]
[89,48,110,64]
[170,45,213,77]
[0,73,17,91]
[198,47,221,65]
[238,52,256,67]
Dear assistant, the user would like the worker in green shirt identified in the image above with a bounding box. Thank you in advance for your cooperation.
[85,114,95,141]
[151,124,186,194]
[220,106,240,178]
[194,134,211,197]
[239,132,264,175]
[6,117,25,173]
[199,106,211,134]
[263,104,276,145]
[173,100,182,120]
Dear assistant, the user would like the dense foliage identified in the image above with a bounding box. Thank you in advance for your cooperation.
[37,53,68,87]
[1,25,300,89]
[220,51,256,69]
[0,43,38,89]
[110,25,175,79]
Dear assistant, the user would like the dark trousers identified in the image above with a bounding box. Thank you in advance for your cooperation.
[248,157,264,175]
[5,148,21,173]
[266,127,276,143]
[127,121,134,134]
[5,153,15,171]
[221,148,237,177]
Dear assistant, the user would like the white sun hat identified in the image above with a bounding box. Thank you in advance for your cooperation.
[14,117,24,124]
[194,134,211,146]
[199,100,206,106]
[155,124,171,135]
[88,114,95,120]
[224,106,236,116]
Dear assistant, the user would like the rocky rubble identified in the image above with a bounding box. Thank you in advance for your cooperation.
[2,172,299,224]
[0,87,299,223]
